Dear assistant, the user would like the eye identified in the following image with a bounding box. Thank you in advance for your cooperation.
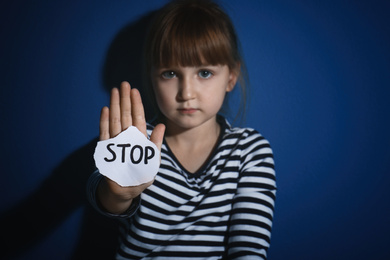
[198,70,212,79]
[161,71,176,79]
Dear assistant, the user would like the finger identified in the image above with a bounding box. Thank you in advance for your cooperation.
[99,106,110,141]
[120,82,132,131]
[130,88,147,136]
[150,123,166,151]
[109,88,121,137]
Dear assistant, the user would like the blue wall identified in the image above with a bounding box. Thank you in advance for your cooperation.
[1,1,389,259]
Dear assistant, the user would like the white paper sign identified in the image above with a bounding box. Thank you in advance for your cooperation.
[93,126,160,187]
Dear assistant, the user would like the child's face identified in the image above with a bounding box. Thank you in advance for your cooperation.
[152,64,237,132]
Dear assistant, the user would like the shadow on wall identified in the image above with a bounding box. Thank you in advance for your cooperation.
[0,12,156,260]
[103,11,157,122]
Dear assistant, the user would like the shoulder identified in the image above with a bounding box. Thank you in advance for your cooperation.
[219,118,274,167]
[218,119,276,193]
[221,118,272,152]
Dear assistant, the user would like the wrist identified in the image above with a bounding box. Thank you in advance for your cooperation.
[97,177,134,214]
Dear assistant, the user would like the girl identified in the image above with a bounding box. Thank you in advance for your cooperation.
[88,0,276,259]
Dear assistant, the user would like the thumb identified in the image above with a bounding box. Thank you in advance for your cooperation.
[150,123,165,151]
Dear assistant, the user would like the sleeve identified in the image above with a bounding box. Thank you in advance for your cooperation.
[226,133,277,259]
[86,169,141,219]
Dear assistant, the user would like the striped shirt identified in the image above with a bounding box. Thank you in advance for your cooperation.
[88,116,276,259]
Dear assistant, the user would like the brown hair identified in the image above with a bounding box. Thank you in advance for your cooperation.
[144,0,248,123]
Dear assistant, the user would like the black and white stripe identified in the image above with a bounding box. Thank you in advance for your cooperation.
[88,117,276,259]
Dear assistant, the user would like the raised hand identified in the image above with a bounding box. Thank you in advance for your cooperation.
[97,81,165,214]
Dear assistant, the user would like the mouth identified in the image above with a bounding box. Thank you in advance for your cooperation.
[178,108,198,114]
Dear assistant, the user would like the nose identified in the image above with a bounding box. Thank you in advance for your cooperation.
[177,77,196,101]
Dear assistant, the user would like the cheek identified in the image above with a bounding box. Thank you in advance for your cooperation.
[214,84,229,102]
[204,89,226,111]
[153,85,174,111]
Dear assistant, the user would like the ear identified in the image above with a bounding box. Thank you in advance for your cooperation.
[226,66,239,92]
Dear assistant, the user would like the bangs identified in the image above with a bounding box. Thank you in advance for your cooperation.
[149,2,239,69]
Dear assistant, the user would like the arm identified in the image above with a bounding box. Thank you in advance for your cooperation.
[92,82,165,215]
[227,136,276,259]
